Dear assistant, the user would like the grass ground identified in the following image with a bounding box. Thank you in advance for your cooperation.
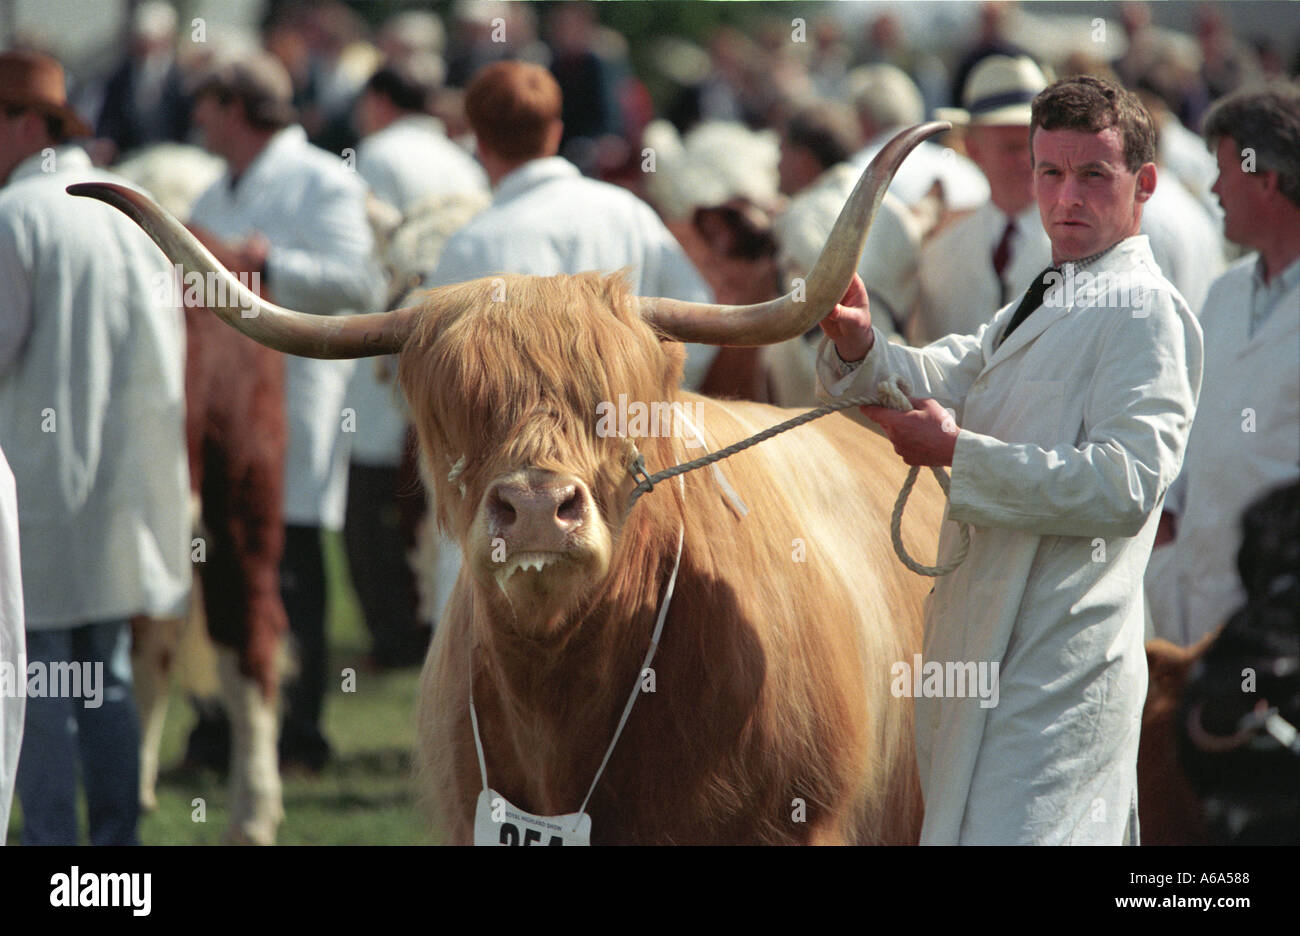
[7,532,438,845]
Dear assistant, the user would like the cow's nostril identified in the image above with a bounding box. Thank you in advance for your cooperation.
[557,487,583,523]
[490,491,517,528]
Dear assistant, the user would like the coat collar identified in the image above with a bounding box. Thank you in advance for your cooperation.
[492,156,579,206]
[8,144,92,184]
[231,124,306,194]
[1245,253,1300,347]
[983,234,1156,373]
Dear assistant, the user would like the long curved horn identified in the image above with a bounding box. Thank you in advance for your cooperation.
[66,182,417,358]
[638,121,951,346]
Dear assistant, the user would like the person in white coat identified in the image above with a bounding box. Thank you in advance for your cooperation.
[1145,84,1300,647]
[768,99,920,405]
[430,61,713,369]
[188,52,383,770]
[774,99,918,341]
[818,75,1203,844]
[353,61,487,216]
[423,61,714,622]
[1139,151,1225,318]
[346,60,489,668]
[846,63,989,214]
[918,55,1052,344]
[0,51,190,844]
[0,444,23,840]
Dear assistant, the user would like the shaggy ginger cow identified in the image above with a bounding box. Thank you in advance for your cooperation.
[70,123,949,845]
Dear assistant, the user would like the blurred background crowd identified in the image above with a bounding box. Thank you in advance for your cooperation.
[0,0,1296,846]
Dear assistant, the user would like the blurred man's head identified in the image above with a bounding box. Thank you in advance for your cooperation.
[941,56,1048,215]
[1029,75,1157,264]
[778,101,861,196]
[356,59,441,137]
[0,50,91,185]
[190,51,296,170]
[464,61,563,184]
[1203,84,1300,258]
[847,64,923,142]
[130,0,178,58]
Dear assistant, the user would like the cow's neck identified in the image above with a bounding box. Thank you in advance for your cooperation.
[472,496,683,814]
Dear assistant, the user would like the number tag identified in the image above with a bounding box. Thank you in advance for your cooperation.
[473,789,592,846]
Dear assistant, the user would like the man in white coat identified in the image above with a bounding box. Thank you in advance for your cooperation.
[188,52,383,771]
[1138,146,1225,318]
[774,99,919,342]
[917,56,1051,344]
[423,61,714,622]
[847,63,990,214]
[0,51,190,844]
[818,75,1203,844]
[353,60,487,216]
[346,60,489,668]
[1145,84,1300,647]
[0,445,23,839]
[769,99,920,405]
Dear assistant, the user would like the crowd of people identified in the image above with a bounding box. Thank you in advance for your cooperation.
[0,0,1296,845]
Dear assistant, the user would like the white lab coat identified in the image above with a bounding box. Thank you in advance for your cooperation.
[765,164,920,406]
[0,147,190,628]
[355,114,487,215]
[915,200,1052,344]
[849,130,990,212]
[1144,255,1299,645]
[349,118,489,467]
[430,156,717,390]
[0,444,23,838]
[190,126,384,529]
[1159,117,1222,230]
[1141,170,1225,318]
[818,236,1203,844]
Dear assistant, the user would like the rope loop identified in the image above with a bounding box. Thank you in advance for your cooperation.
[625,374,972,577]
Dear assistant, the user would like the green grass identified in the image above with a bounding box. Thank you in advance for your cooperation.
[7,531,440,846]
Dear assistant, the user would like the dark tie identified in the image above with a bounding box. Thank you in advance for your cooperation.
[991,218,1015,305]
[998,266,1058,348]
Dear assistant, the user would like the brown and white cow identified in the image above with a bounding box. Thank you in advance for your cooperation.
[1137,632,1219,844]
[69,123,950,844]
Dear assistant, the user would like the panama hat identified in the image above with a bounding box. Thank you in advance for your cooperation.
[935,55,1049,127]
[0,50,92,139]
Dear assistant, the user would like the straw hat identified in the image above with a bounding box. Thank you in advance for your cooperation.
[935,55,1049,128]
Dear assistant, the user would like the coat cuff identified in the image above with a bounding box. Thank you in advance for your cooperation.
[815,330,886,399]
[948,428,997,525]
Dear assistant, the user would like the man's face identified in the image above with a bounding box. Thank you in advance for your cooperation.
[191,92,235,161]
[777,138,822,197]
[1210,135,1266,250]
[354,89,385,138]
[0,109,27,185]
[967,124,1033,214]
[1032,125,1155,263]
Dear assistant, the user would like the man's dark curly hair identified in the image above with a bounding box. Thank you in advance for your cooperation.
[1030,74,1156,173]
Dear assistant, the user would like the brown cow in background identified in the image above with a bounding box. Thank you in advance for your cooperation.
[114,141,288,845]
[1137,632,1218,844]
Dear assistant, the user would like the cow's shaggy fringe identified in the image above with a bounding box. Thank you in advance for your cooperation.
[400,272,939,844]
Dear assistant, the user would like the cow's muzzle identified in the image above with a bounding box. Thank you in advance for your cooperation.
[487,472,591,554]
